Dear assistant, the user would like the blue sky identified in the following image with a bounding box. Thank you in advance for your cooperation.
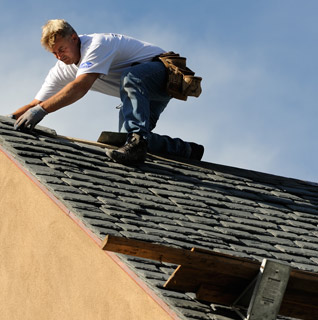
[1,0,318,182]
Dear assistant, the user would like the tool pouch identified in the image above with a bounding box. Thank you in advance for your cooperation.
[154,52,202,101]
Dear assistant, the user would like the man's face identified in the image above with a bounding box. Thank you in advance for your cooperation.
[51,34,80,65]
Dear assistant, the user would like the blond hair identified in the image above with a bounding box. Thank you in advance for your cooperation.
[41,19,77,50]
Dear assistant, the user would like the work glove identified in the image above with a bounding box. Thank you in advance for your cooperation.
[14,105,48,131]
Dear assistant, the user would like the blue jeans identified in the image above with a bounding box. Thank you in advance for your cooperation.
[119,61,192,158]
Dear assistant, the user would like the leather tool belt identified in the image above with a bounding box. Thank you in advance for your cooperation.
[153,51,202,101]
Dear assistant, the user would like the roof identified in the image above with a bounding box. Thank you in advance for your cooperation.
[1,115,318,320]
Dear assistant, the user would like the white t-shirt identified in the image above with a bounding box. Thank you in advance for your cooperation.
[35,33,165,100]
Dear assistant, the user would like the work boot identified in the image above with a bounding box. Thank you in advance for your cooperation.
[189,142,204,161]
[105,133,148,165]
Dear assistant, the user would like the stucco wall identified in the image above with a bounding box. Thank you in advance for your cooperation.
[0,150,176,320]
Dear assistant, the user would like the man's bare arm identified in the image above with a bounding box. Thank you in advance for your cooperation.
[13,73,100,118]
[13,73,100,130]
[40,73,100,113]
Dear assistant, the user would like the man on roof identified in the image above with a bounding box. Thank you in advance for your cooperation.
[11,19,204,165]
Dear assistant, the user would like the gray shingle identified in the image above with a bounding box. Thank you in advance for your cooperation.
[275,245,318,258]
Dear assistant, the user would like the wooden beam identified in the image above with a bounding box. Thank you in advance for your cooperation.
[165,259,318,320]
[56,134,109,148]
[101,235,318,320]
[102,235,185,264]
[101,235,260,274]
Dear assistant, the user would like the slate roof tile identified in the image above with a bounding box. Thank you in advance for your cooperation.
[292,211,318,223]
[290,262,318,273]
[162,238,199,250]
[137,193,176,205]
[212,248,252,260]
[275,245,318,259]
[240,239,279,252]
[229,244,274,259]
[253,212,286,224]
[224,195,259,207]
[197,229,240,244]
[187,236,228,251]
[1,115,317,320]
[46,183,85,193]
[145,227,195,244]
[118,195,173,211]
[281,185,318,198]
[126,177,163,189]
[257,201,291,213]
[65,201,103,212]
[295,240,318,250]
[100,207,140,219]
[280,224,313,235]
[119,217,158,229]
[214,226,260,241]
[7,142,56,155]
[186,215,219,226]
[120,231,163,243]
[266,229,302,241]
[36,175,68,185]
[167,297,212,313]
[254,234,295,246]
[158,222,198,235]
[84,217,123,231]
[135,268,169,281]
[164,183,197,193]
[230,216,278,229]
[256,206,290,218]
[53,191,99,204]
[287,219,318,230]
[219,221,267,235]
[76,208,119,222]
[81,187,118,199]
[149,188,191,199]
[288,202,318,215]
[224,189,264,201]
[270,252,314,265]
[83,169,129,183]
[115,181,152,194]
[213,208,254,220]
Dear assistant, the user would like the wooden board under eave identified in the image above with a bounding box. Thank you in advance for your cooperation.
[102,235,318,320]
[165,257,318,320]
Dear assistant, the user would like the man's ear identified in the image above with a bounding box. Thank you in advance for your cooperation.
[71,33,79,43]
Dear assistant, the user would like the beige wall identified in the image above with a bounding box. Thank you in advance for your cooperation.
[0,150,177,320]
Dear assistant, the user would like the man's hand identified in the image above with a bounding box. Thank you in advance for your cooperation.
[14,105,48,131]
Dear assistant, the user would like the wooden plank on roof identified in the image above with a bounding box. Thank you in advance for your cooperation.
[101,235,260,272]
[102,235,190,264]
